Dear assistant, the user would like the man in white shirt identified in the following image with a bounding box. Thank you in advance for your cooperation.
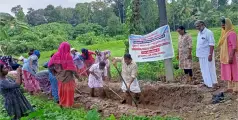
[88,61,107,97]
[195,20,218,88]
[112,53,141,105]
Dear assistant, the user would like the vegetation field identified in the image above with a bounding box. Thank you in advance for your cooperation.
[0,23,237,120]
[38,27,238,80]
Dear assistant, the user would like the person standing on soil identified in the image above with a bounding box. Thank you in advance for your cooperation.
[112,53,141,105]
[177,26,193,83]
[81,48,96,68]
[218,18,238,93]
[71,48,88,78]
[22,50,41,95]
[44,53,59,103]
[48,42,80,108]
[0,64,34,120]
[95,50,111,80]
[195,20,218,88]
[88,61,107,97]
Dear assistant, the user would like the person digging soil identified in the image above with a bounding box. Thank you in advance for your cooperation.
[88,61,107,98]
[112,53,141,106]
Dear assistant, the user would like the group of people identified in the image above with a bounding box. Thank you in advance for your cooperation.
[0,17,237,119]
[177,18,238,93]
[0,49,39,120]
[0,40,140,119]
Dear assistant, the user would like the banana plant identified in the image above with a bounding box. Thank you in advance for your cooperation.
[0,12,29,40]
[0,12,29,55]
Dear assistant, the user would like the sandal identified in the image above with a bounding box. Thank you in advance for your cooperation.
[72,103,81,108]
[213,84,220,89]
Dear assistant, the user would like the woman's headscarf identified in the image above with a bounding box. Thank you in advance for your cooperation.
[218,18,238,64]
[33,50,40,58]
[48,42,76,71]
[81,48,89,60]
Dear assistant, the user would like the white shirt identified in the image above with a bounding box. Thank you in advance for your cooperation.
[114,57,141,93]
[89,63,107,80]
[88,63,107,88]
[196,28,215,57]
[23,59,27,64]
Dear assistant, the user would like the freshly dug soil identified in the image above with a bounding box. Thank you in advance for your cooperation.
[75,81,205,118]
[74,50,238,120]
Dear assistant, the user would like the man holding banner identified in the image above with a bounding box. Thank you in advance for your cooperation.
[195,20,218,88]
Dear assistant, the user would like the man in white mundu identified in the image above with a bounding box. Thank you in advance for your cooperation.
[195,20,218,88]
[112,53,141,105]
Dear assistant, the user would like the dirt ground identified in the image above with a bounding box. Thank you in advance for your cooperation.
[74,52,238,120]
[75,80,238,120]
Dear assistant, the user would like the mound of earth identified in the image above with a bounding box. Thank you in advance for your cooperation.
[75,81,238,120]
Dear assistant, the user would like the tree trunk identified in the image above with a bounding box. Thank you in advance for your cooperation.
[121,0,125,23]
[173,13,175,31]
[157,0,174,82]
[157,0,167,26]
[117,0,122,23]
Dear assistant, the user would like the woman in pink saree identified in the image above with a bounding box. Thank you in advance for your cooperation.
[48,42,80,108]
[218,18,238,93]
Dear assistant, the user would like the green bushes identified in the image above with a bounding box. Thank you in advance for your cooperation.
[75,32,127,45]
[0,34,66,55]
[33,22,74,39]
[0,22,128,55]
[73,23,104,38]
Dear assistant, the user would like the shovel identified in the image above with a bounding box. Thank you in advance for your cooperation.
[103,83,123,100]
[79,66,90,76]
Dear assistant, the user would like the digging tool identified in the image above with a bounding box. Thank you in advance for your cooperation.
[103,83,123,100]
[75,87,83,94]
[77,61,90,78]
[79,66,90,76]
[114,66,138,108]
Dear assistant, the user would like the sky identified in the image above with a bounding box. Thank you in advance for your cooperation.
[0,0,95,14]
[0,0,233,15]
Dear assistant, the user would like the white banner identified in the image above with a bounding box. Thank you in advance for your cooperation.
[129,25,174,62]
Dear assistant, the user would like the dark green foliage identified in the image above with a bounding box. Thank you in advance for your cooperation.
[73,23,103,39]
